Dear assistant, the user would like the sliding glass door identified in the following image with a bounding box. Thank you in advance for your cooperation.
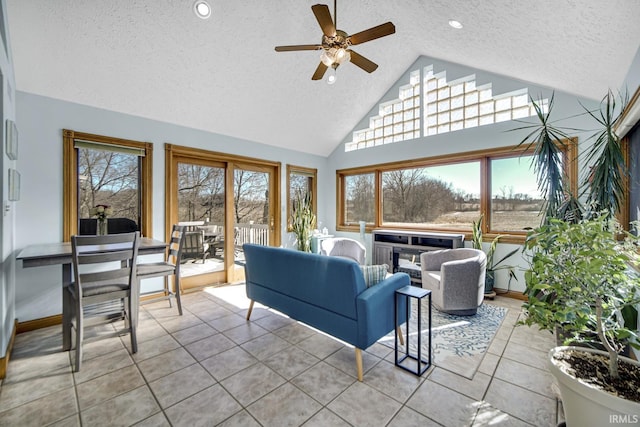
[232,164,276,281]
[166,144,280,289]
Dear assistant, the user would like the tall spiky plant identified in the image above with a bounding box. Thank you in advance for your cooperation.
[290,189,316,252]
[511,92,579,224]
[581,90,628,218]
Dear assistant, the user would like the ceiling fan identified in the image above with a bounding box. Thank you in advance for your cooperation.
[275,1,396,83]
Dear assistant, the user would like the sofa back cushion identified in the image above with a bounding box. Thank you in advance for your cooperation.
[360,264,389,288]
[243,244,366,320]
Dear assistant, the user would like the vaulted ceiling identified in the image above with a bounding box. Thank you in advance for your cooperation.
[7,0,640,156]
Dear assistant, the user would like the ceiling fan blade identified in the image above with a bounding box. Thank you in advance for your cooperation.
[349,22,396,45]
[275,44,322,52]
[348,50,378,73]
[312,62,329,80]
[311,4,336,37]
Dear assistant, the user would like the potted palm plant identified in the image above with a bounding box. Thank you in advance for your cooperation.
[471,215,518,294]
[290,189,316,252]
[521,215,640,426]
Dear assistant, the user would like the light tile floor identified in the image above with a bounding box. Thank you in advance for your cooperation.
[0,284,563,427]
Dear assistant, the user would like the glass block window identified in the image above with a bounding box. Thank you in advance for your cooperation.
[345,64,549,152]
[423,66,548,136]
[345,70,421,152]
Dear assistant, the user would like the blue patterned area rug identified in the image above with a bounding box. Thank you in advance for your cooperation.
[380,301,507,379]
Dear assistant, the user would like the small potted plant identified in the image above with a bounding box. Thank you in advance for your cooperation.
[471,215,518,294]
[520,215,640,426]
[290,189,316,252]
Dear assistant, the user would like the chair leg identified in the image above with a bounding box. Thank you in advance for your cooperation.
[174,273,183,316]
[62,287,72,351]
[397,327,404,346]
[162,276,173,309]
[246,300,254,320]
[355,348,363,381]
[129,295,138,354]
[74,307,83,372]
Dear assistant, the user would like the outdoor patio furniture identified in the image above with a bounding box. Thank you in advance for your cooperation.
[181,230,209,263]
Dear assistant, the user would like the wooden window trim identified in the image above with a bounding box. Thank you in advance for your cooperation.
[336,139,579,243]
[164,143,281,246]
[286,165,317,232]
[63,129,153,242]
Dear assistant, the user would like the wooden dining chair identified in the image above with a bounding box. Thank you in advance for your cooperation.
[138,224,186,315]
[64,232,140,372]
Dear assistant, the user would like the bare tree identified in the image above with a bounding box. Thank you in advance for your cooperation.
[345,174,375,223]
[382,168,458,222]
[178,164,224,222]
[78,149,139,221]
[234,170,268,224]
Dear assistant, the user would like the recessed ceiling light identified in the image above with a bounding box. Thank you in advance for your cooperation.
[193,1,211,19]
[448,20,463,29]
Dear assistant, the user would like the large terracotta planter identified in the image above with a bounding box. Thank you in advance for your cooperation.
[548,346,640,427]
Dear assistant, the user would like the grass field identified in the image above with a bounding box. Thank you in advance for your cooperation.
[386,209,542,232]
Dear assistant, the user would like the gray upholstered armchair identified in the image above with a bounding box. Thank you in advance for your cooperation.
[420,248,486,315]
[320,237,366,265]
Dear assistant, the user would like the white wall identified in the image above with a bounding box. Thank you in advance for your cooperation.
[1,0,16,361]
[325,55,603,293]
[14,91,327,321]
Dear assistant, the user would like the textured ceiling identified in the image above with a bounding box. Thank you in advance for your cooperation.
[6,0,640,156]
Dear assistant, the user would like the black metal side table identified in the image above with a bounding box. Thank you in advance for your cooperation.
[394,285,432,376]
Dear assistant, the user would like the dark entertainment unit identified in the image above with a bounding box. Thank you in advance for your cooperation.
[372,229,465,285]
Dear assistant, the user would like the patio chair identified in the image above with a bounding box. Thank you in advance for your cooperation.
[138,224,186,315]
[181,230,209,263]
[64,232,140,371]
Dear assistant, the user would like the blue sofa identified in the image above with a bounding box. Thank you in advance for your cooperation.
[243,243,410,381]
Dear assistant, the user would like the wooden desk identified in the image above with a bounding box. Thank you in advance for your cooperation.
[17,237,167,348]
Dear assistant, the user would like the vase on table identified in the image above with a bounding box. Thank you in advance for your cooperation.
[97,218,108,236]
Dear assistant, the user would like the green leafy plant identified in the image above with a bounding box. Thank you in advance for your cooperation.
[471,215,518,292]
[521,215,640,378]
[511,92,580,224]
[581,90,628,218]
[290,189,316,252]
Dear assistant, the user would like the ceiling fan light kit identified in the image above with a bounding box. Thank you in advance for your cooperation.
[275,1,395,83]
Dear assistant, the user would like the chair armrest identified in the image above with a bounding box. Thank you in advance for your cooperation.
[440,258,483,290]
[356,273,410,348]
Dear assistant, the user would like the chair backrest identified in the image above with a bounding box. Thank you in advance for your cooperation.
[182,230,206,257]
[167,224,186,267]
[320,237,366,264]
[71,232,140,299]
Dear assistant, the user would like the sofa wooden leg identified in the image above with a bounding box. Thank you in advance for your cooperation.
[397,327,404,346]
[246,300,254,320]
[355,348,363,381]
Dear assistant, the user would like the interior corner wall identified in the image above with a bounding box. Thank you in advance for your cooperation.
[621,45,640,95]
[325,55,602,293]
[1,0,17,363]
[14,91,328,322]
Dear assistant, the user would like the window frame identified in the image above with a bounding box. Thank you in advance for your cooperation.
[336,139,578,243]
[286,165,317,231]
[63,129,153,241]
